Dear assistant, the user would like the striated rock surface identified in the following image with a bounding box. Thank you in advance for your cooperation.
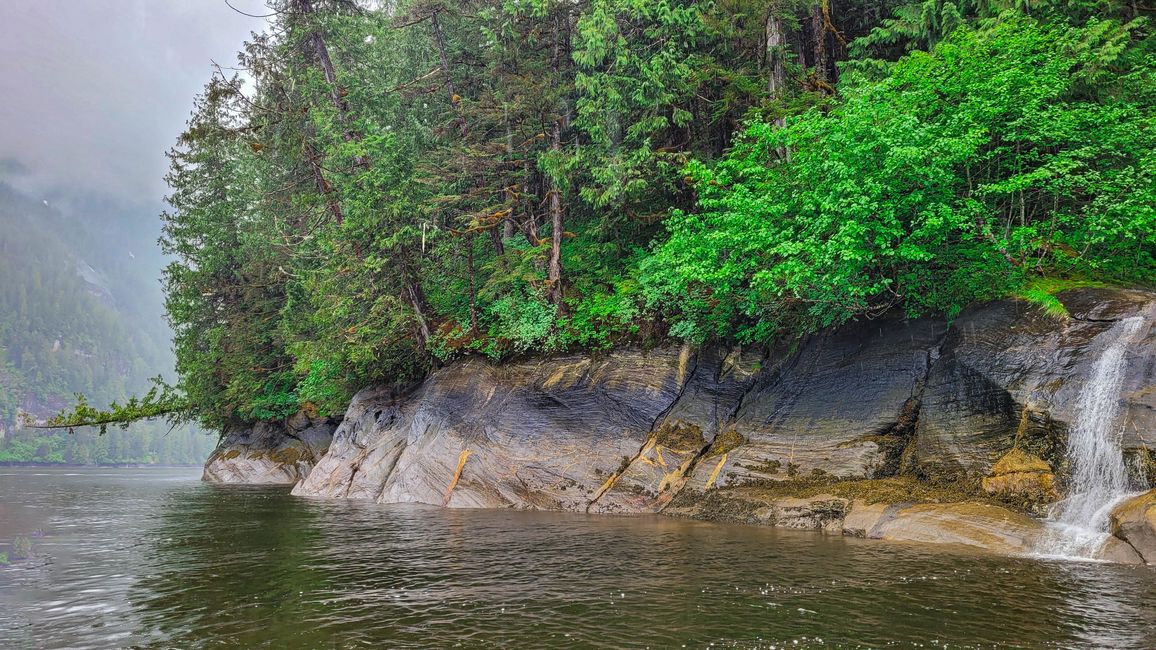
[868,502,1044,554]
[217,288,1156,560]
[293,348,693,510]
[203,414,336,485]
[913,287,1156,484]
[684,313,945,489]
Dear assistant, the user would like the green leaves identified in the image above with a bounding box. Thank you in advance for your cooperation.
[67,1,1156,435]
[33,377,187,435]
[644,13,1156,342]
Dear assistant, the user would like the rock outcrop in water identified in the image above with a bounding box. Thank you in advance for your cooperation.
[203,413,336,485]
[208,288,1156,561]
[1110,489,1156,562]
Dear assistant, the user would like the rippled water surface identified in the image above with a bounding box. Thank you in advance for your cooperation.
[2,468,1155,648]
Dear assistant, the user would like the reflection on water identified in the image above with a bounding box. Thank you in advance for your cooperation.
[1,468,1155,648]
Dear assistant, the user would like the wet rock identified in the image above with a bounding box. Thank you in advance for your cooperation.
[774,496,850,531]
[665,485,1055,558]
[841,502,892,538]
[203,416,336,485]
[913,288,1156,483]
[1093,536,1145,564]
[1109,489,1156,563]
[662,487,850,531]
[868,502,1045,554]
[980,449,1059,512]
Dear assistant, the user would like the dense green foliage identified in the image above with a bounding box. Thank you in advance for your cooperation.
[644,14,1156,341]
[90,0,1153,432]
[0,182,214,464]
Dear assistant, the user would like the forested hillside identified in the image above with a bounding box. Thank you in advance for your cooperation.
[63,0,1154,434]
[0,181,213,464]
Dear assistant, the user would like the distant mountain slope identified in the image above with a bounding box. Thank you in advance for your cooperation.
[0,181,213,464]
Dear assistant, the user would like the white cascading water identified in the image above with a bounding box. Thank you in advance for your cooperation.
[1039,316,1145,558]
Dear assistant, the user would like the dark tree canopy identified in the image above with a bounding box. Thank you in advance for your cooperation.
[53,0,1156,432]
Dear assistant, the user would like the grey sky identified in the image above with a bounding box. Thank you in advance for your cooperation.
[0,0,267,201]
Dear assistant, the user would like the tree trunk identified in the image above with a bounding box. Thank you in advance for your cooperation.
[546,9,567,313]
[402,263,433,349]
[303,139,344,224]
[766,8,790,161]
[547,120,564,312]
[430,10,466,136]
[810,3,828,84]
[467,234,479,332]
[490,226,506,258]
[297,0,368,169]
[766,11,787,100]
[522,159,540,244]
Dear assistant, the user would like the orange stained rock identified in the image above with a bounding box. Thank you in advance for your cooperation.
[443,449,474,505]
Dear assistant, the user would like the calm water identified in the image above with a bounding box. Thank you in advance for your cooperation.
[1,468,1154,648]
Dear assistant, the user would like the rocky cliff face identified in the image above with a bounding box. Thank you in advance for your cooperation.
[208,288,1156,560]
[203,414,336,485]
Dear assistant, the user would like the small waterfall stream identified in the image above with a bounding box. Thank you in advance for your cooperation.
[1039,316,1145,558]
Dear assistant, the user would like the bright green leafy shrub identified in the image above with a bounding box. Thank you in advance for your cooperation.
[643,14,1156,342]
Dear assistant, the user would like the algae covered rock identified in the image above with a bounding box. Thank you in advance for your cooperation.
[662,486,850,531]
[1110,489,1156,563]
[980,448,1059,512]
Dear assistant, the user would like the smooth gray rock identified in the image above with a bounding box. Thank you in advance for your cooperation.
[293,348,690,509]
[691,313,945,489]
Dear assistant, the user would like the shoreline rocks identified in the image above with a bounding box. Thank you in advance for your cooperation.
[205,288,1156,563]
[981,448,1059,513]
[202,414,336,485]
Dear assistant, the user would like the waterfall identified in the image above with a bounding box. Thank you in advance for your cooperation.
[1039,316,1144,558]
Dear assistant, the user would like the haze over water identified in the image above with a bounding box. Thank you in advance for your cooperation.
[2,468,1155,648]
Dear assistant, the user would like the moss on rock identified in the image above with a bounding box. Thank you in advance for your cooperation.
[269,446,306,466]
[653,421,705,451]
[981,448,1058,514]
[707,428,745,457]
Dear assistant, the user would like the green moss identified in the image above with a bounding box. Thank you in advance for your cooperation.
[615,455,632,475]
[742,458,781,475]
[707,428,745,457]
[653,420,705,451]
[269,446,306,465]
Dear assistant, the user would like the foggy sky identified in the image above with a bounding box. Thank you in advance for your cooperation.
[0,1,267,202]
